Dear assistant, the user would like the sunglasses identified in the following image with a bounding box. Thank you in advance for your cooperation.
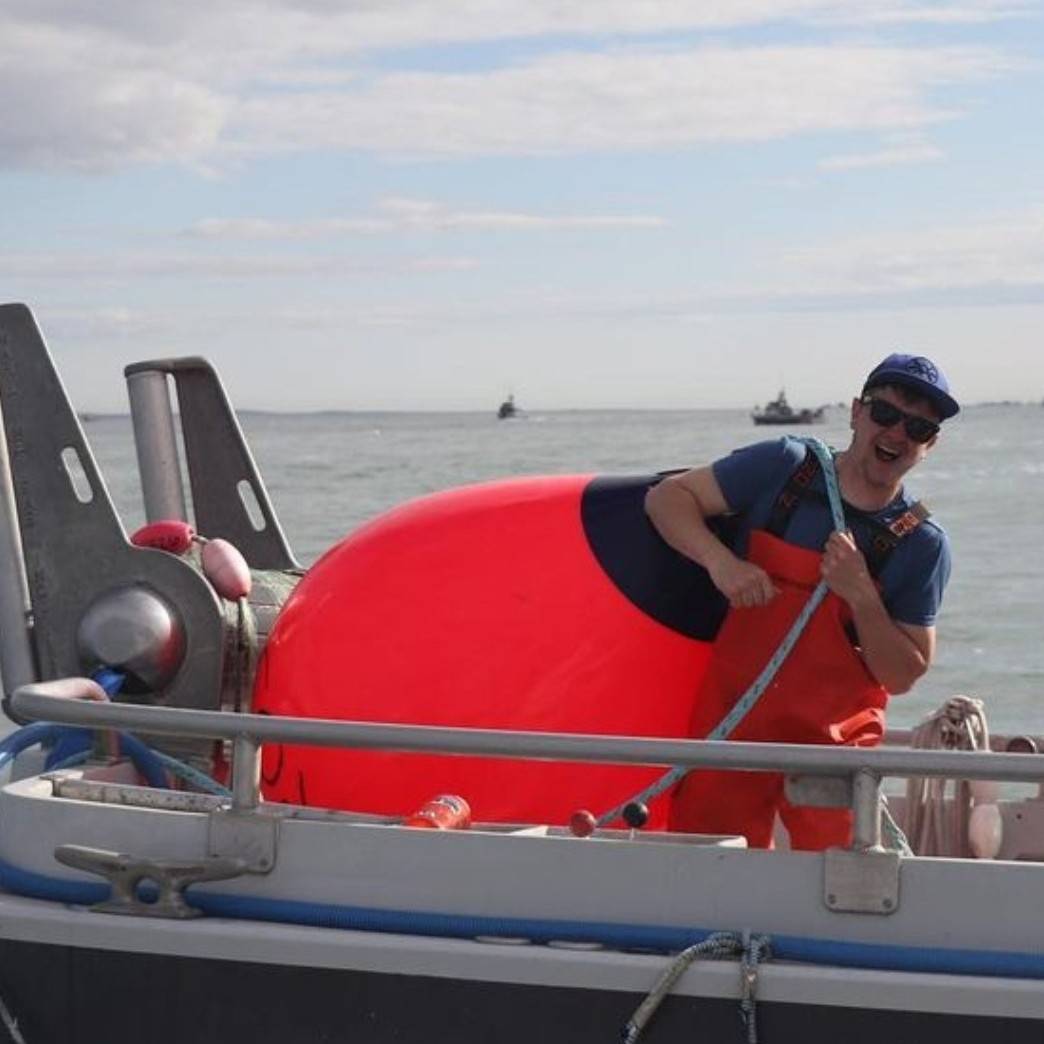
[861,397,939,444]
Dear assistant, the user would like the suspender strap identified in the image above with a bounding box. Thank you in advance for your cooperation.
[765,449,819,539]
[888,501,931,538]
[862,500,930,576]
[766,448,931,577]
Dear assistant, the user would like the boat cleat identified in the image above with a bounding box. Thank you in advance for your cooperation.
[53,843,247,919]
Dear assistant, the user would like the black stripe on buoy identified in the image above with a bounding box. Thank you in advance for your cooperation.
[580,475,732,642]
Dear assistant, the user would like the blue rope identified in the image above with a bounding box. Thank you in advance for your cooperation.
[2,666,230,797]
[597,438,843,826]
[45,749,92,771]
[40,670,128,771]
[1,720,230,796]
[88,667,230,794]
[0,722,170,789]
[148,749,232,798]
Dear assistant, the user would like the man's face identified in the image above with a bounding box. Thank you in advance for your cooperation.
[849,385,940,488]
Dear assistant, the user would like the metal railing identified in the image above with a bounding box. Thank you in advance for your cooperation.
[13,679,1044,851]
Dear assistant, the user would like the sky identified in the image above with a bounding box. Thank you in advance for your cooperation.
[2,0,1043,412]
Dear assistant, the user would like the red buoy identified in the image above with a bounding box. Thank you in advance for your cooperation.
[200,538,252,601]
[131,520,195,555]
[254,475,722,828]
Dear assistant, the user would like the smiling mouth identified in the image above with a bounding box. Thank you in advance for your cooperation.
[874,442,901,463]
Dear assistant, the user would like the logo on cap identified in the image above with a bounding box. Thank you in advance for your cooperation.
[904,357,938,384]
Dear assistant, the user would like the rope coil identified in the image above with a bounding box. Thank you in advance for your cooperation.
[903,695,990,857]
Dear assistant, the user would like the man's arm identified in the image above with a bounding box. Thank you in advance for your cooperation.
[820,530,933,693]
[644,467,778,609]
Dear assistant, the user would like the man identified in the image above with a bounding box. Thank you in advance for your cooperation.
[645,353,957,849]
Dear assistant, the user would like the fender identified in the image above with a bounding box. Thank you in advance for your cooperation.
[254,474,730,826]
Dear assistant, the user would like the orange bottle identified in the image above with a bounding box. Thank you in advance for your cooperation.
[403,794,471,830]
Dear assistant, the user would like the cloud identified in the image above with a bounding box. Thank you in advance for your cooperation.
[0,250,477,280]
[0,2,1026,170]
[187,218,389,240]
[841,2,1035,25]
[819,142,946,169]
[756,206,1044,301]
[0,17,227,171]
[4,2,1031,53]
[13,203,1044,309]
[41,307,184,346]
[185,197,666,239]
[230,46,1012,159]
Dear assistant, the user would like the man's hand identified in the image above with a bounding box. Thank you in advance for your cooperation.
[708,551,778,609]
[821,530,876,607]
[644,466,777,610]
[820,529,934,693]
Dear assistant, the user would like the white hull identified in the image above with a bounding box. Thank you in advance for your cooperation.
[1,767,1043,1040]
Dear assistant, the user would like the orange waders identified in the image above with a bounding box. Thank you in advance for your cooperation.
[668,528,887,850]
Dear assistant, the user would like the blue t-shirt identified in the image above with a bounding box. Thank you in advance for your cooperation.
[712,436,950,627]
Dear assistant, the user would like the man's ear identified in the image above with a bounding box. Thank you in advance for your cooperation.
[849,396,862,429]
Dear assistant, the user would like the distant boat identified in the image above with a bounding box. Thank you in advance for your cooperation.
[752,389,825,426]
[497,394,519,420]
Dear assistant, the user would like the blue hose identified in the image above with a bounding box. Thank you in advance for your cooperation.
[0,722,66,761]
[0,721,169,789]
[1,669,229,796]
[43,728,92,771]
[113,732,172,789]
[0,723,88,776]
[0,668,179,789]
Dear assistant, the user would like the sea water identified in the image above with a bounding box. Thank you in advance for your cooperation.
[17,402,1044,736]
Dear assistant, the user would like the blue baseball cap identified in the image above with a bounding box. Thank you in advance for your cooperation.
[862,353,959,420]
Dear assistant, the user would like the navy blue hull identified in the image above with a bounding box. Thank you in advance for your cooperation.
[0,940,1041,1044]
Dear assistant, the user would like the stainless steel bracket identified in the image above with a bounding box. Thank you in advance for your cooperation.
[125,356,301,571]
[207,806,281,874]
[0,305,226,712]
[823,847,900,915]
[54,843,245,919]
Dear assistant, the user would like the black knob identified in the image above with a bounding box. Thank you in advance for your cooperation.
[623,801,649,830]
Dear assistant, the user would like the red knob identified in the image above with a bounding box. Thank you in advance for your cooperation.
[569,809,597,837]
